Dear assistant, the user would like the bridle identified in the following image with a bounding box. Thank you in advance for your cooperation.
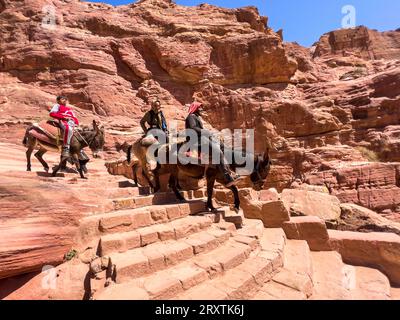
[76,129,98,149]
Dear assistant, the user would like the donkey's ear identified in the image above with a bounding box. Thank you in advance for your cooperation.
[264,148,270,161]
[93,120,99,131]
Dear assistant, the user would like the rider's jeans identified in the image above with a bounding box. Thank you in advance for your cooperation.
[198,135,231,176]
[59,119,75,147]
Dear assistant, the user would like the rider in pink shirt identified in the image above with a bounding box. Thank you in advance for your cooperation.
[49,96,79,158]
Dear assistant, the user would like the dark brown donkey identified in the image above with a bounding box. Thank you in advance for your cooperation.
[23,120,105,179]
[128,140,271,211]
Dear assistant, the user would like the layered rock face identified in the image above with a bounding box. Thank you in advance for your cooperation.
[0,0,295,119]
[314,26,400,61]
[1,1,400,235]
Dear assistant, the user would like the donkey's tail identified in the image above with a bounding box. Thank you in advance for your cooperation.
[22,126,32,146]
[127,145,132,164]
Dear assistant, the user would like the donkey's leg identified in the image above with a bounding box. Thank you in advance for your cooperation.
[25,135,36,172]
[142,168,156,190]
[60,160,68,172]
[169,173,185,201]
[132,165,139,186]
[35,148,49,172]
[26,145,34,172]
[230,185,240,212]
[52,158,67,177]
[72,153,86,179]
[153,168,161,193]
[206,174,217,212]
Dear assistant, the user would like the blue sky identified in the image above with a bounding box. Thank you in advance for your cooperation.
[90,0,400,46]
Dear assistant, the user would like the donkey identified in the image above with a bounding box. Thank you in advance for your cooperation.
[128,140,271,211]
[23,120,105,179]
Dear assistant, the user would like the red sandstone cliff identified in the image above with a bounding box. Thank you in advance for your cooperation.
[1,0,399,211]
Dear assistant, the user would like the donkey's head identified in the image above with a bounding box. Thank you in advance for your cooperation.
[249,150,272,191]
[80,120,105,158]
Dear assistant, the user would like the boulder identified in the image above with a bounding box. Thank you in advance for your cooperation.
[281,189,341,222]
[238,189,290,228]
[259,188,280,201]
[3,259,90,300]
[283,216,331,251]
[338,203,400,236]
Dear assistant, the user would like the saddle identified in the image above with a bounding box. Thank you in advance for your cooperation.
[29,120,62,148]
[156,143,208,165]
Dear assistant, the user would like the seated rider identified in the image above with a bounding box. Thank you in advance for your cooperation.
[49,95,79,159]
[140,99,168,143]
[140,99,169,169]
[185,102,240,188]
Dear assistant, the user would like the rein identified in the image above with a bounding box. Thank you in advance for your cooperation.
[76,130,96,149]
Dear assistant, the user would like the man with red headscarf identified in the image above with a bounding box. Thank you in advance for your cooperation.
[185,102,239,187]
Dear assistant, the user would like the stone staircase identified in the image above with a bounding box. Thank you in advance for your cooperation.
[73,180,398,300]
[3,144,398,300]
[57,161,397,301]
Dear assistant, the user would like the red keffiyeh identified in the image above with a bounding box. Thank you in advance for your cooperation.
[188,102,202,115]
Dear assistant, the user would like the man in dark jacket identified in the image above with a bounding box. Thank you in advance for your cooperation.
[140,99,168,135]
[185,102,239,187]
[140,99,168,169]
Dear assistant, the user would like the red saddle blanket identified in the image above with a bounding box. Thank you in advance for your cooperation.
[29,120,61,146]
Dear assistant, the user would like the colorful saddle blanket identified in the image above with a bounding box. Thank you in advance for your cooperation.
[29,120,62,147]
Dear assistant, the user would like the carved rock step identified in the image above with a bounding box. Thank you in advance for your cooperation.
[251,281,307,300]
[309,251,354,300]
[94,239,256,300]
[283,240,313,280]
[109,229,234,283]
[310,251,393,300]
[174,255,276,300]
[249,238,312,300]
[350,266,391,300]
[174,230,286,300]
[257,228,286,270]
[283,216,331,251]
[111,193,204,211]
[98,215,216,256]
[78,200,207,244]
[237,218,264,239]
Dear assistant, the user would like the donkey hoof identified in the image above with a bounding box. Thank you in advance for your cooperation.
[233,207,241,214]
